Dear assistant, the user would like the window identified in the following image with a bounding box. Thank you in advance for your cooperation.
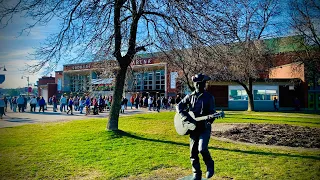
[254,89,277,100]
[134,73,142,90]
[229,85,278,101]
[70,76,76,92]
[70,75,90,92]
[143,72,153,90]
[229,90,248,100]
[155,70,165,90]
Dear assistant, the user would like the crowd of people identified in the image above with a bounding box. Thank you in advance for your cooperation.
[0,93,183,117]
[126,94,182,113]
[50,94,113,115]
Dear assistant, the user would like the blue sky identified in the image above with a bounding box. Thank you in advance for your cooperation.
[0,14,62,88]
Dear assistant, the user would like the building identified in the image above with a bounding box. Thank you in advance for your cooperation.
[57,35,319,111]
[206,36,319,111]
[37,76,57,102]
[58,56,182,101]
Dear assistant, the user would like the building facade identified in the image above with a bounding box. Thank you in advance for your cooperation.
[37,76,57,102]
[55,35,319,111]
[58,57,182,100]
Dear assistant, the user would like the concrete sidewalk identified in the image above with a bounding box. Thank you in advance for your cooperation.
[0,105,159,128]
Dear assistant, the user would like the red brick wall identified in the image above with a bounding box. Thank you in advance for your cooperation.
[48,83,57,100]
[38,77,55,85]
[37,76,56,97]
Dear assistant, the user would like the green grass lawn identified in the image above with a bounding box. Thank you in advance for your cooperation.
[0,111,319,180]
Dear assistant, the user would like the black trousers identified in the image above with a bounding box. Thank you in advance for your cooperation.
[30,104,36,112]
[18,104,24,112]
[39,105,45,112]
[189,125,214,177]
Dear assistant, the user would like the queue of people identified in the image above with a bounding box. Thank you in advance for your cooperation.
[127,94,182,113]
[2,95,47,113]
[56,94,113,115]
[0,93,183,116]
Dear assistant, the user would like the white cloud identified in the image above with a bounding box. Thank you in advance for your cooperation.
[0,48,34,60]
[0,59,44,88]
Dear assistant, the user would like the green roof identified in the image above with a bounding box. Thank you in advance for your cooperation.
[263,35,307,54]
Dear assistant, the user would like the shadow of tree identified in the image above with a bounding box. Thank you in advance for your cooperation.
[110,130,320,160]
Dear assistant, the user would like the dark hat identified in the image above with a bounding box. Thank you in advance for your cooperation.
[192,73,211,82]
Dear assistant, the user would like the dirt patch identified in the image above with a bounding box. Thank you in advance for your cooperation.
[212,124,320,148]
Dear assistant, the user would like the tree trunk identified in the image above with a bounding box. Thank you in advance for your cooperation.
[107,65,128,131]
[247,78,254,111]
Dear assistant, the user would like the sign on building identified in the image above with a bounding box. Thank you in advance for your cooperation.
[170,72,178,89]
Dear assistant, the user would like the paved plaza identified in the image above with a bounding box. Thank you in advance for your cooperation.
[0,105,158,128]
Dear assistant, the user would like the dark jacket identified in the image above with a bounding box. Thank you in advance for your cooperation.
[39,99,46,106]
[177,91,215,132]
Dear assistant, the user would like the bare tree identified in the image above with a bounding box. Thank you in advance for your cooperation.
[0,0,225,130]
[160,0,281,111]
[289,0,320,110]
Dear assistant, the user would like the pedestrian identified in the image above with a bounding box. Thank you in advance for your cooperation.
[36,96,40,107]
[163,96,168,110]
[3,96,7,112]
[0,95,5,119]
[48,97,52,105]
[52,95,57,112]
[38,97,46,112]
[134,95,139,109]
[60,95,67,112]
[120,97,125,113]
[153,97,157,111]
[98,96,104,113]
[12,97,17,112]
[144,96,148,108]
[66,96,69,110]
[148,96,153,111]
[30,96,37,112]
[130,95,134,109]
[8,96,12,111]
[273,97,279,111]
[85,96,91,115]
[74,96,79,111]
[17,95,25,113]
[67,97,74,115]
[176,73,215,179]
[123,97,128,110]
[79,97,85,114]
[92,97,99,115]
[156,97,161,112]
[105,97,110,111]
[139,96,143,108]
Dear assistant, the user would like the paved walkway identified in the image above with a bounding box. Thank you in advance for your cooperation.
[0,105,160,128]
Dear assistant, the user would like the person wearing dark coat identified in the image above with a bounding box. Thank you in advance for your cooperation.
[38,97,46,112]
[134,96,140,109]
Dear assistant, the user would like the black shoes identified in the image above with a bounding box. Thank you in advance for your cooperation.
[206,168,214,179]
[192,173,202,180]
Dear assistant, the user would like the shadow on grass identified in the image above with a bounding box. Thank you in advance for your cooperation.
[110,130,320,160]
[6,118,34,123]
[133,116,154,120]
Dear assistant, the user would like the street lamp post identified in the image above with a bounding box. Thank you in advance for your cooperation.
[21,76,30,97]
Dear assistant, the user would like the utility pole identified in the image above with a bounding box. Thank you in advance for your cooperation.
[21,76,30,97]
